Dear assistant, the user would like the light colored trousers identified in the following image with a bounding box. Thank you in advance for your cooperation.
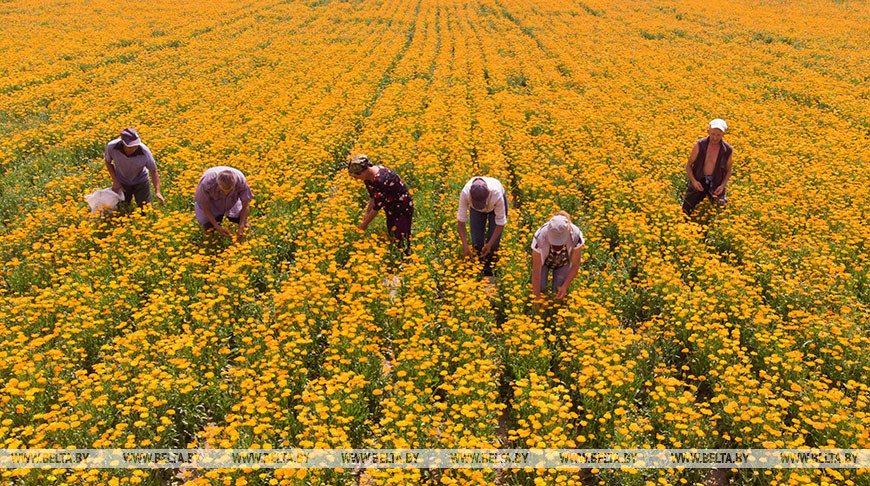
[540,264,570,292]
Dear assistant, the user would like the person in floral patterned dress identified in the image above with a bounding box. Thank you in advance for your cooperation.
[348,154,414,255]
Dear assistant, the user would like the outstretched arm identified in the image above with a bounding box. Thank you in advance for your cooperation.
[556,246,584,300]
[105,160,122,193]
[531,250,543,299]
[236,199,251,241]
[714,154,733,196]
[481,225,504,257]
[457,221,472,257]
[202,205,231,238]
[359,198,378,230]
[149,168,165,204]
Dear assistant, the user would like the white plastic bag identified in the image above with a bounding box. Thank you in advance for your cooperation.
[85,188,124,216]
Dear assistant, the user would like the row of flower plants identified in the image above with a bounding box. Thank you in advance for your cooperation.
[0,0,868,485]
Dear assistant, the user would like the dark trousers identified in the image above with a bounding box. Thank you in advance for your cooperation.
[203,214,240,230]
[385,209,413,256]
[121,180,152,208]
[682,175,727,215]
[469,193,508,276]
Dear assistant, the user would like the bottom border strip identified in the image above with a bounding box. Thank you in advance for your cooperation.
[0,449,867,469]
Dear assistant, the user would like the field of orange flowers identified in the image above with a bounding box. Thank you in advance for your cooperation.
[1,0,869,484]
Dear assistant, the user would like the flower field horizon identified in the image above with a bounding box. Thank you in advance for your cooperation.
[0,0,869,484]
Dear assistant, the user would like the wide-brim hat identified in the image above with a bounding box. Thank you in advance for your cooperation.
[546,215,571,246]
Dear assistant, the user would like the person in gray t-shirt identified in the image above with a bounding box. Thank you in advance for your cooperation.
[104,127,164,207]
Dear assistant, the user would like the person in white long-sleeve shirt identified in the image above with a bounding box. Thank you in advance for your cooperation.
[457,176,508,277]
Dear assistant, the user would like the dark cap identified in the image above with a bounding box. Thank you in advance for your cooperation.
[470,178,489,211]
[120,127,141,148]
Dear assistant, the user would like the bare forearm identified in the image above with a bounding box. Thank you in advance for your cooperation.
[561,250,583,289]
[457,222,469,247]
[531,253,542,295]
[562,266,580,290]
[105,161,120,185]
[685,161,697,183]
[151,170,161,193]
[361,208,378,227]
[238,203,250,230]
[486,225,504,248]
[686,143,699,184]
[202,205,220,227]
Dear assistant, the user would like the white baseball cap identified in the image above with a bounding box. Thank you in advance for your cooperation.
[546,215,571,246]
[709,119,728,132]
